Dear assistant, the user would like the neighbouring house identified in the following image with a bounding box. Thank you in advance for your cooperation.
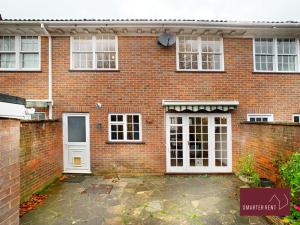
[0,17,299,175]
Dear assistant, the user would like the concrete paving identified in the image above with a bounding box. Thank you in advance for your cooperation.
[20,175,270,225]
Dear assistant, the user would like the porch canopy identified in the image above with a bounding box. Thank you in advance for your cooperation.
[162,100,239,112]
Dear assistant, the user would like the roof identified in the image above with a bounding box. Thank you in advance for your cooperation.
[0,17,299,24]
[1,15,300,37]
[0,93,26,105]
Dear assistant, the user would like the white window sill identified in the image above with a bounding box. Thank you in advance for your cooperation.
[0,69,42,72]
[106,141,145,144]
[69,69,120,72]
[253,71,300,74]
[176,69,226,73]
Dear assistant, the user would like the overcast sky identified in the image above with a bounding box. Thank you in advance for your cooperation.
[1,0,300,22]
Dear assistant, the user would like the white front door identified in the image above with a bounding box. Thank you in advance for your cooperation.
[63,113,91,173]
[166,113,232,173]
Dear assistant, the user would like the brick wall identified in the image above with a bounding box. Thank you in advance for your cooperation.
[0,36,300,174]
[20,120,62,202]
[0,119,20,225]
[239,122,300,183]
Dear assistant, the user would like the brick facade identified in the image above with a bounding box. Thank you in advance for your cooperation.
[0,35,300,174]
[0,119,20,225]
[20,120,62,202]
[239,122,300,183]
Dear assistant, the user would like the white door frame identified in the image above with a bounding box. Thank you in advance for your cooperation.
[63,113,91,174]
[166,113,232,173]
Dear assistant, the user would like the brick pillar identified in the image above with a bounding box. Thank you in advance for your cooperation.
[0,119,20,225]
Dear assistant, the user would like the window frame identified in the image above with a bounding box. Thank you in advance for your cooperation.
[253,37,300,73]
[0,35,41,71]
[247,114,274,122]
[108,113,142,142]
[176,36,224,72]
[293,114,300,123]
[70,35,118,71]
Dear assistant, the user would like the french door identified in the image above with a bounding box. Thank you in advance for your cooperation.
[166,113,232,173]
[63,113,91,173]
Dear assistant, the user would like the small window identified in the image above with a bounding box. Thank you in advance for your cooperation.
[254,38,299,72]
[71,35,118,70]
[247,114,274,122]
[0,36,40,70]
[177,36,224,71]
[293,114,300,123]
[109,114,141,142]
[24,112,46,121]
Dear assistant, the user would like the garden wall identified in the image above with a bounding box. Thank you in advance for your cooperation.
[20,120,63,202]
[0,119,20,225]
[239,122,300,183]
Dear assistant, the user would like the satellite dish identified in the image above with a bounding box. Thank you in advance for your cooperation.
[158,33,176,47]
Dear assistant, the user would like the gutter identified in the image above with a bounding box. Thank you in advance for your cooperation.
[41,23,53,119]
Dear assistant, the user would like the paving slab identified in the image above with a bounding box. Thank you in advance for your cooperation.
[20,175,270,225]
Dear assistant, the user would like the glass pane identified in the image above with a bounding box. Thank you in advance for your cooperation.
[110,115,116,122]
[68,116,86,142]
[0,36,15,51]
[0,53,15,68]
[73,53,93,69]
[21,36,39,51]
[73,36,93,51]
[201,37,221,53]
[134,132,139,140]
[278,55,296,72]
[96,52,116,69]
[96,35,116,51]
[21,53,39,68]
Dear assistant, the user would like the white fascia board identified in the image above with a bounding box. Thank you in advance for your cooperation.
[26,99,53,103]
[0,102,26,119]
[162,100,239,106]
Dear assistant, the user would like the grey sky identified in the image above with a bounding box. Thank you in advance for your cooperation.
[1,0,300,21]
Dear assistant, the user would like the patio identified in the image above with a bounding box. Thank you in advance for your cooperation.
[20,175,269,225]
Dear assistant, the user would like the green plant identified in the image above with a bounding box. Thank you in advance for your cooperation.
[282,204,300,225]
[279,153,300,198]
[279,153,300,224]
[237,153,260,186]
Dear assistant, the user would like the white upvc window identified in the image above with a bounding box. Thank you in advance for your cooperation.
[108,114,142,142]
[253,38,299,72]
[176,36,224,71]
[0,36,40,70]
[293,114,300,123]
[247,114,274,122]
[71,35,118,70]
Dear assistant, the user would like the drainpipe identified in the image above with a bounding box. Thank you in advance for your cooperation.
[41,23,53,119]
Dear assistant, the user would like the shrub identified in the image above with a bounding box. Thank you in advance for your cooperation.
[279,153,300,199]
[279,153,300,224]
[237,153,260,187]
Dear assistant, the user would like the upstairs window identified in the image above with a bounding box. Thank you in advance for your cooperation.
[0,36,40,70]
[109,114,142,142]
[177,36,224,71]
[247,114,274,122]
[254,38,299,72]
[71,35,118,70]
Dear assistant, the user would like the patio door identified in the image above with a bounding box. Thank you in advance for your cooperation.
[166,113,232,173]
[63,113,91,173]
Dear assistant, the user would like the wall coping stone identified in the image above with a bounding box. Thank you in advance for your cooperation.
[21,119,60,124]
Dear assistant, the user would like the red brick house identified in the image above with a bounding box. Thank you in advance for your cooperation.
[0,18,299,175]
